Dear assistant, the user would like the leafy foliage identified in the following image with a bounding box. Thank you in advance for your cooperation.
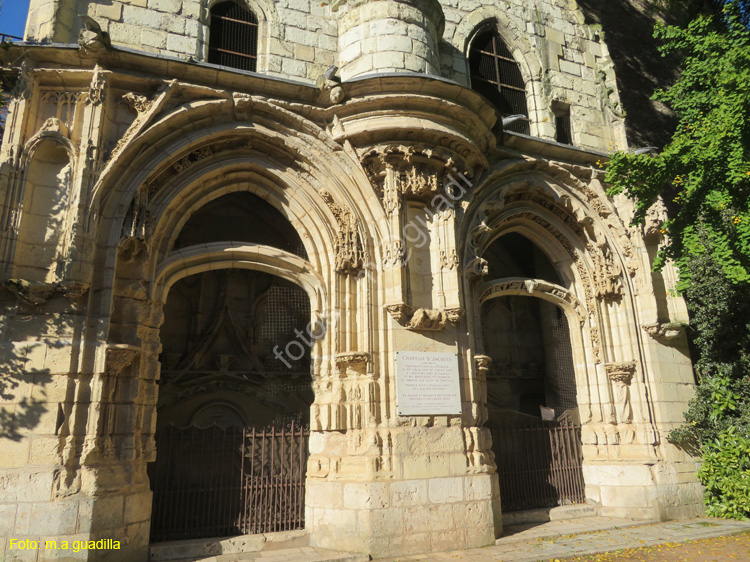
[605,1,750,290]
[604,1,750,519]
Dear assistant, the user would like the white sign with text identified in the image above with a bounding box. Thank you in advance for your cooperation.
[395,351,462,415]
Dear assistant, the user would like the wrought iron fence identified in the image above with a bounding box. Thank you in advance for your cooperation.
[150,422,309,543]
[0,34,22,43]
[488,416,585,512]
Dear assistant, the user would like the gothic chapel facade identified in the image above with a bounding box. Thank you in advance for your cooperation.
[0,0,703,560]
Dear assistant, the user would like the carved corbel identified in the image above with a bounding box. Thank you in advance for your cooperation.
[642,322,685,343]
[445,307,464,325]
[407,308,447,331]
[334,352,370,376]
[475,354,491,372]
[464,256,488,282]
[384,303,413,323]
[105,344,141,377]
[605,361,635,424]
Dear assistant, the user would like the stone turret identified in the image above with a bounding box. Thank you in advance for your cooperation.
[335,0,445,80]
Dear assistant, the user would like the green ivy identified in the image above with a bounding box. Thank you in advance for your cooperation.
[606,1,750,520]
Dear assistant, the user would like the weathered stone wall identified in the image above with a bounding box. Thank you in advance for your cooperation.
[0,1,702,559]
[24,0,625,153]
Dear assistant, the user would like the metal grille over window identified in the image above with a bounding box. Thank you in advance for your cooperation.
[555,111,573,145]
[208,2,259,72]
[469,31,530,134]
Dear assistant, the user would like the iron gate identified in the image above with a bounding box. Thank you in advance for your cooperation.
[489,417,585,512]
[150,422,309,543]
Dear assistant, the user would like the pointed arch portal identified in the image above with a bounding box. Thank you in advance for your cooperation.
[148,193,318,542]
[479,232,586,512]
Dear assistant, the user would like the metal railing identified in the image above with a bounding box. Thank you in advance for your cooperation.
[0,34,23,43]
[489,417,586,512]
[150,422,309,543]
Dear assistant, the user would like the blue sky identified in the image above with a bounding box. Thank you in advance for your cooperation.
[0,0,31,38]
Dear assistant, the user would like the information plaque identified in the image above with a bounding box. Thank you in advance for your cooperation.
[395,351,462,415]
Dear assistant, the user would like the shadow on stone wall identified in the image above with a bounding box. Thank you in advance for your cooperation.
[0,345,53,442]
[0,288,74,442]
[576,0,681,148]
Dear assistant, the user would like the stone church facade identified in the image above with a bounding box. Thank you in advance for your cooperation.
[0,0,703,560]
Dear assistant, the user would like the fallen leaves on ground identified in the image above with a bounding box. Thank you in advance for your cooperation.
[553,531,750,562]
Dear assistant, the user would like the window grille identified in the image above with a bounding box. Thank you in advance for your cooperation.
[469,30,530,134]
[555,110,573,145]
[208,2,259,72]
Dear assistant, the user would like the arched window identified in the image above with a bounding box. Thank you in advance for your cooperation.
[469,30,530,134]
[208,1,259,72]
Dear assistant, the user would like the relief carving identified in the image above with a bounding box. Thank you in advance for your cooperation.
[642,322,685,343]
[407,308,447,331]
[382,240,406,268]
[360,144,473,211]
[440,248,459,270]
[173,145,215,173]
[320,189,365,275]
[605,361,636,424]
[2,279,90,306]
[335,352,370,376]
[444,307,464,324]
[384,303,413,323]
[86,65,106,106]
[121,92,153,114]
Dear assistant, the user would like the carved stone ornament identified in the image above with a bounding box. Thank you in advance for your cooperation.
[445,307,464,324]
[320,190,365,275]
[642,322,685,343]
[105,344,141,377]
[407,308,447,331]
[2,279,90,306]
[173,145,215,173]
[382,240,406,268]
[360,144,474,212]
[335,352,370,375]
[384,303,413,323]
[605,361,636,424]
[479,277,586,327]
[86,65,106,106]
[78,15,111,50]
[474,355,492,376]
[11,61,32,101]
[464,256,489,282]
[121,92,152,113]
[440,249,459,270]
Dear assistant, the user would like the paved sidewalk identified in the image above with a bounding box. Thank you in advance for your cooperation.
[373,517,750,562]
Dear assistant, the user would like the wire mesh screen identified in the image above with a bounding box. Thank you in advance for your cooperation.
[208,2,259,72]
[150,422,309,543]
[549,310,578,413]
[469,31,530,134]
[261,284,311,372]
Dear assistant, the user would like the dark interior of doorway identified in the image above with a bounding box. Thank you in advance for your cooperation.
[482,233,586,512]
[149,192,315,542]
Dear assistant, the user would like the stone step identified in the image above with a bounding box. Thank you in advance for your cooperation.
[501,502,599,526]
[150,530,311,561]
[154,546,370,562]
